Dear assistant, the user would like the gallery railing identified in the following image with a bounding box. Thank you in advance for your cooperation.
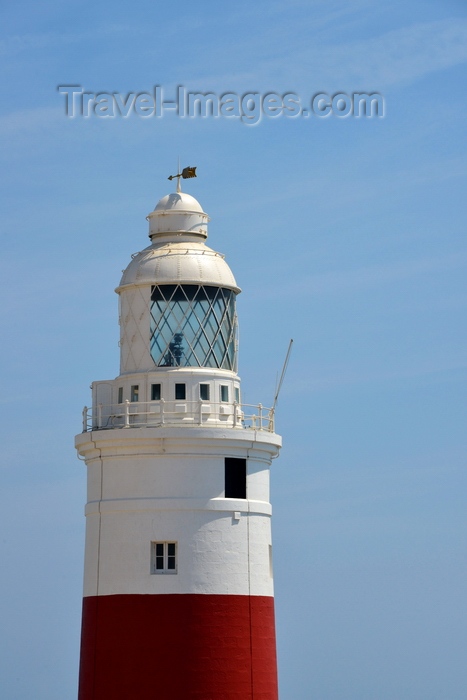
[81,399,275,433]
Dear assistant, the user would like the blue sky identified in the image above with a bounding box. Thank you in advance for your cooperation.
[1,1,466,698]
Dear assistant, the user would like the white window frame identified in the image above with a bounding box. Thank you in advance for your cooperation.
[200,383,210,401]
[151,541,177,574]
[151,383,161,401]
[175,383,186,400]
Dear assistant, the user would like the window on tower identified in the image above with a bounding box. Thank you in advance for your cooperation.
[175,383,186,400]
[150,285,238,371]
[151,542,177,574]
[200,384,210,401]
[225,458,247,499]
[151,383,161,401]
[131,385,139,402]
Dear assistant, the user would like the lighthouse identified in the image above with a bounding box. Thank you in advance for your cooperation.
[75,172,282,699]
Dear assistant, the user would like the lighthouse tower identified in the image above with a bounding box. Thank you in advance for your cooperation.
[75,175,282,700]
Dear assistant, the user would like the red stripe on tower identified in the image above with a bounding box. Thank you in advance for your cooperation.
[79,595,278,699]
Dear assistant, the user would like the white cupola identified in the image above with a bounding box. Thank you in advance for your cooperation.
[147,191,209,241]
[116,187,240,375]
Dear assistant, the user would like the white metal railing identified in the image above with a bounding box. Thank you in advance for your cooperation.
[81,399,275,433]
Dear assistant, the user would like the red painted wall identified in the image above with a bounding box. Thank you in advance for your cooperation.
[78,594,278,700]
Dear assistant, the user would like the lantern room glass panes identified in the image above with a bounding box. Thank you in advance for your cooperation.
[150,285,237,370]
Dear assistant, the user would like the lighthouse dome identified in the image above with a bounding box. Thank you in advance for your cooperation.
[154,191,204,213]
[147,191,209,241]
[116,186,240,373]
[118,189,240,292]
[117,241,240,292]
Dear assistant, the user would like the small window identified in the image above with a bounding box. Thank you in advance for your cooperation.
[220,385,229,402]
[175,383,186,400]
[151,542,177,574]
[167,542,176,570]
[131,385,139,402]
[234,387,240,404]
[117,387,123,404]
[151,383,161,401]
[225,458,246,499]
[200,384,210,401]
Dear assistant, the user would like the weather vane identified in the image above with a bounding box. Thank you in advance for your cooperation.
[168,166,197,192]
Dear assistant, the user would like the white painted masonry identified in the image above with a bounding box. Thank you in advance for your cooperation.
[76,185,281,603]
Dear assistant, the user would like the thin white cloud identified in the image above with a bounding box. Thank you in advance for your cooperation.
[185,17,467,91]
[0,106,60,134]
[287,357,467,393]
[300,18,467,88]
[245,250,467,305]
[283,250,467,298]
[0,25,142,58]
[2,12,465,95]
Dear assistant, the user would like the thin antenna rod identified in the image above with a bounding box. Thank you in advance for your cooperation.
[272,339,294,413]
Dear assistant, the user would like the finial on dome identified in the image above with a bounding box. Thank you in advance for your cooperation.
[168,166,197,193]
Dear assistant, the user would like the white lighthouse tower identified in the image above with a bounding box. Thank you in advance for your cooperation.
[75,173,282,699]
